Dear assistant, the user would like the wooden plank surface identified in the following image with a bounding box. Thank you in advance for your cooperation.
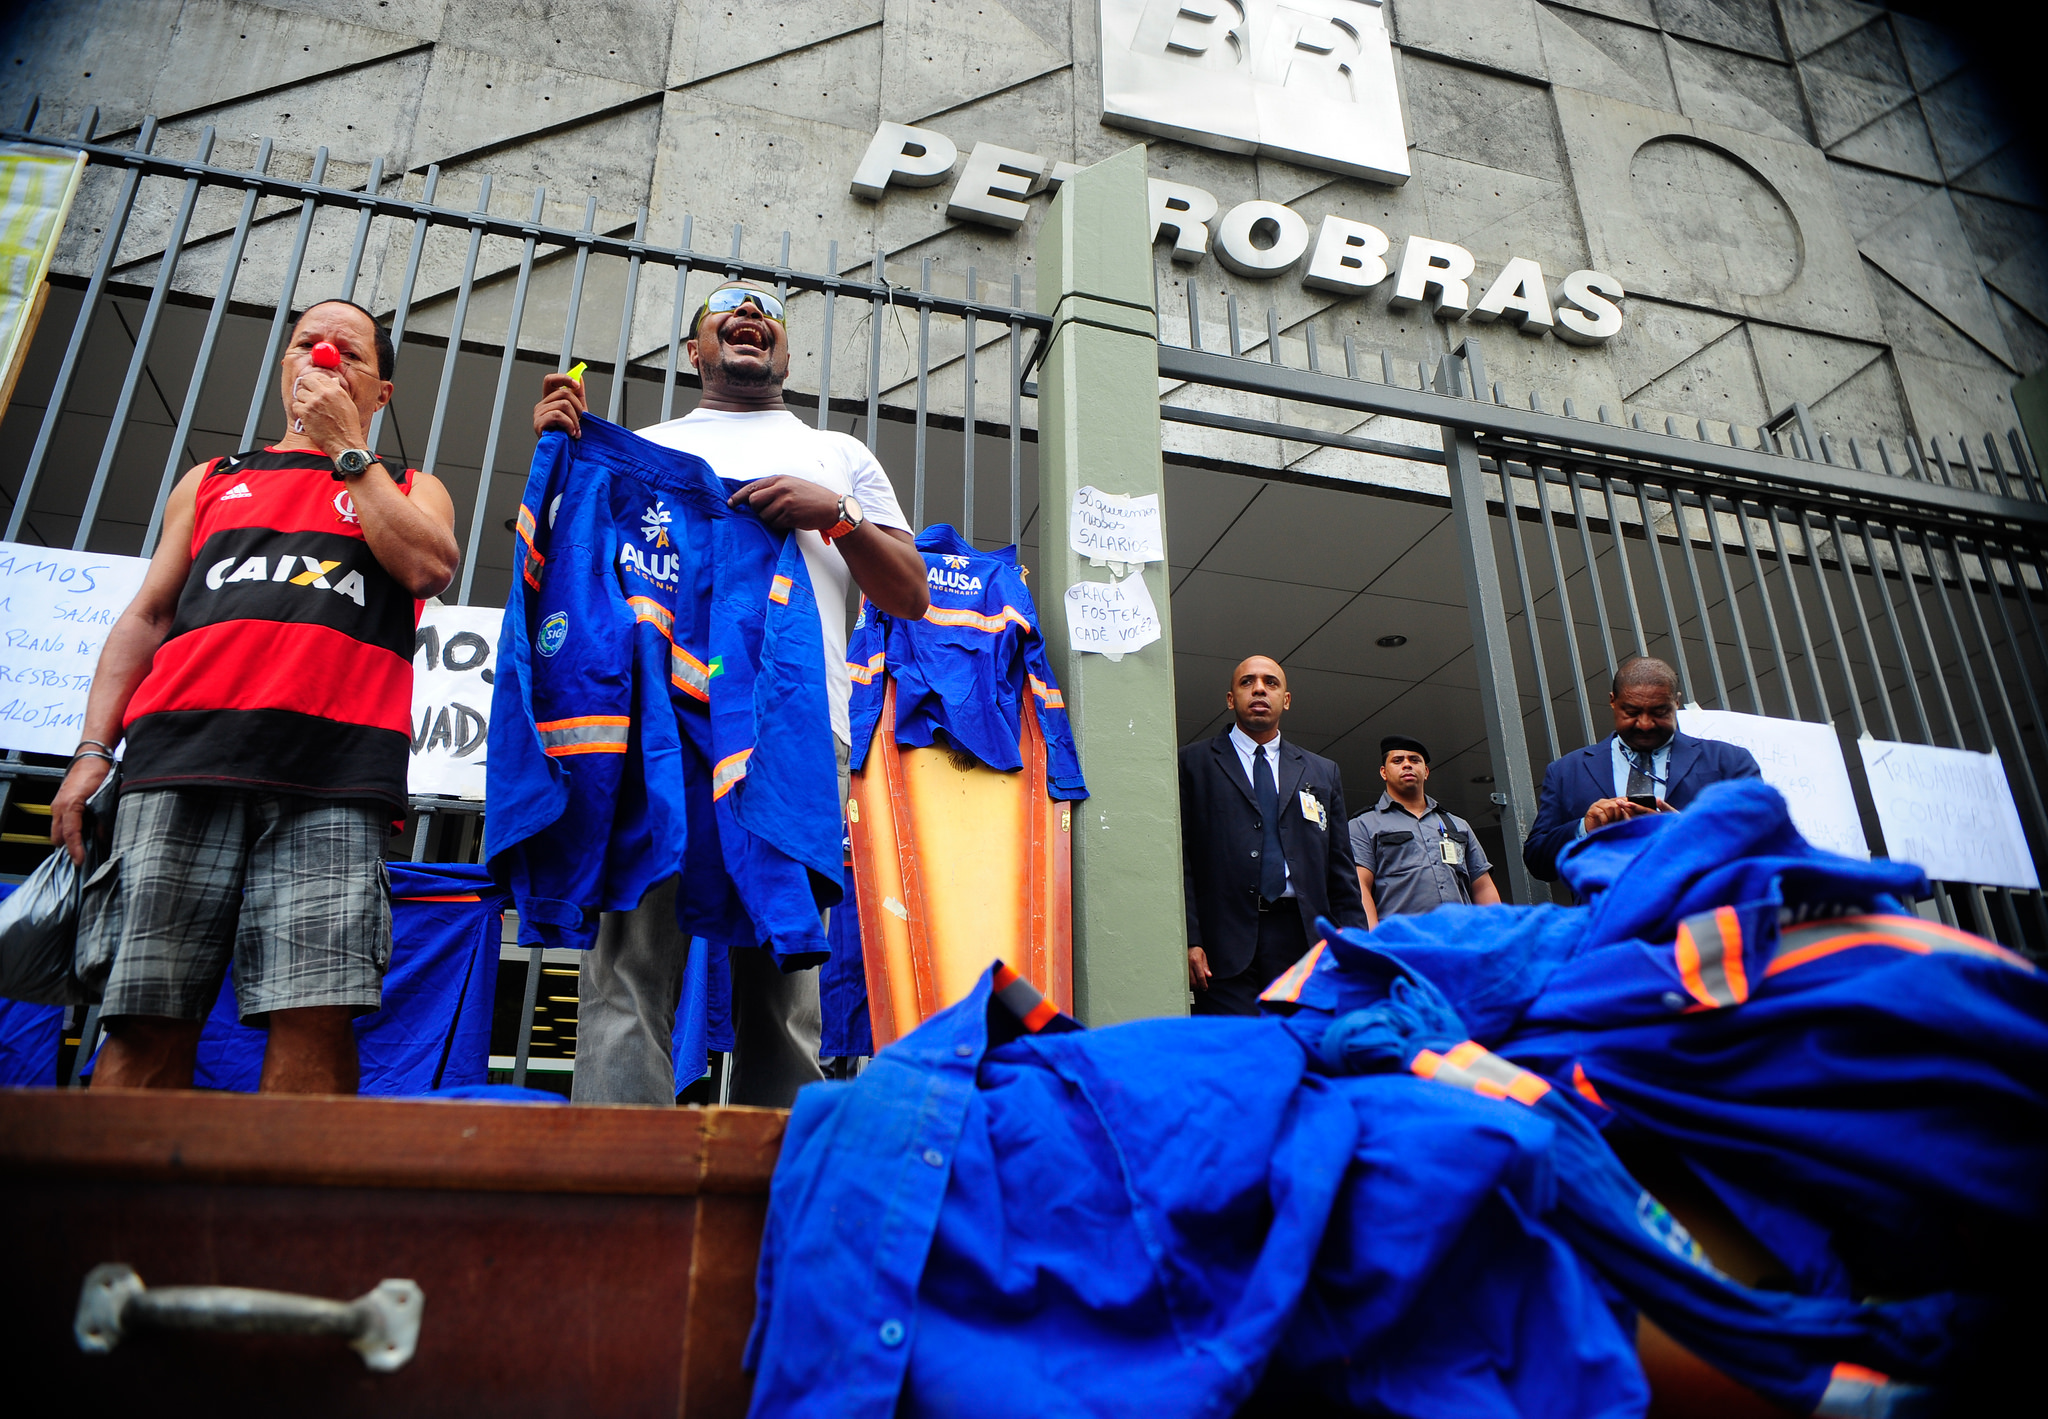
[0,1089,786,1195]
[5,1175,730,1417]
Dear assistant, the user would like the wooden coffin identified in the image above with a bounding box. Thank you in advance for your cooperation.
[849,677,1073,1048]
[0,1089,783,1418]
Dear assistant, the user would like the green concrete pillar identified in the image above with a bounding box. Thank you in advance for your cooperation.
[1036,145,1188,1025]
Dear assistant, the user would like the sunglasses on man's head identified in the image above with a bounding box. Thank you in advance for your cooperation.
[692,286,786,336]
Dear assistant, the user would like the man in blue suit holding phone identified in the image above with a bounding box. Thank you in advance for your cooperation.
[1523,655,1761,887]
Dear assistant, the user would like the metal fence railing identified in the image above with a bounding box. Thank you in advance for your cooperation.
[0,100,1049,1085]
[1153,283,2048,954]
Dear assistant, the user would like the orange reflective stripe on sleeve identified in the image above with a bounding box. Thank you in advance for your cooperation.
[847,651,886,686]
[769,575,792,605]
[992,961,1060,1032]
[1408,1039,1553,1106]
[536,714,630,757]
[1767,913,2036,978]
[1028,674,1065,709]
[923,604,1032,635]
[628,595,674,636]
[1257,940,1326,1004]
[517,504,544,589]
[627,596,712,701]
[712,748,752,799]
[1673,905,1749,1011]
[672,646,712,702]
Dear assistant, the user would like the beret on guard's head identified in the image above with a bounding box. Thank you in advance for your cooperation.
[1380,735,1430,763]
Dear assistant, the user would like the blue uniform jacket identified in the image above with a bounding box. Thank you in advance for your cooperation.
[847,524,1085,800]
[1523,731,1762,883]
[487,416,840,967]
[746,965,1647,1419]
[1263,781,2041,1367]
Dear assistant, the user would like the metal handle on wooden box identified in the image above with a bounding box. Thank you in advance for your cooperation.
[74,1263,423,1371]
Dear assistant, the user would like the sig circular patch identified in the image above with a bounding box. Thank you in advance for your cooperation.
[536,611,569,658]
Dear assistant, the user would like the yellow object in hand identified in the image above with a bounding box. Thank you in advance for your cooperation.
[566,361,587,383]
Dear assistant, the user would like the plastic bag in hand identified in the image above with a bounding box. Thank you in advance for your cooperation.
[0,846,86,1004]
[0,769,116,1005]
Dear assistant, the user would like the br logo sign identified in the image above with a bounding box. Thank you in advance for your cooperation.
[1098,0,1409,185]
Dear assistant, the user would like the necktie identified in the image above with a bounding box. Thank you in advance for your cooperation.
[1624,746,1654,799]
[1254,744,1286,902]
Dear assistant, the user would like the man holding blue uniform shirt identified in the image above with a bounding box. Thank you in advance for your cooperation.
[1522,655,1761,886]
[1349,735,1501,923]
[531,279,927,1105]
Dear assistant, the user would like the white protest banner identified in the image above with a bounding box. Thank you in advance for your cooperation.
[1678,708,1869,860]
[1070,485,1164,576]
[0,542,150,755]
[1857,739,2039,890]
[409,602,500,799]
[1064,572,1162,662]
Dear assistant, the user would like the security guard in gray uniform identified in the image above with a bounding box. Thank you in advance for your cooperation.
[1349,735,1502,925]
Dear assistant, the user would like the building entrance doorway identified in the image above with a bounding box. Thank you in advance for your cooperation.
[1161,469,1506,874]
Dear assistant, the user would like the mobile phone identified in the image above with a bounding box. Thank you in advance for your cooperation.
[1627,793,1659,809]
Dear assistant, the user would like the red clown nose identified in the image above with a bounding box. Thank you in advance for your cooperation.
[310,341,341,370]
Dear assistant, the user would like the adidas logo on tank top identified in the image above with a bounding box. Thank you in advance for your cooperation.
[220,482,252,500]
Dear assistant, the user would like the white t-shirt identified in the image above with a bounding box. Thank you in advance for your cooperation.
[635,408,911,745]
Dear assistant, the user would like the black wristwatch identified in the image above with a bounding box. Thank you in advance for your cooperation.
[333,448,375,480]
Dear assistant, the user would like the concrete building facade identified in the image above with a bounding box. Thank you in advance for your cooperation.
[3,1,2045,1000]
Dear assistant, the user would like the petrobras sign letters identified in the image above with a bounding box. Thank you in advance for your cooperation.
[850,121,1626,345]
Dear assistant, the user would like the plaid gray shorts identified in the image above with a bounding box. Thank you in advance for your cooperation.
[81,787,392,1024]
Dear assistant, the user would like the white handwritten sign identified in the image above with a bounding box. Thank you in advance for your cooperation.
[0,542,150,755]
[1070,485,1164,576]
[1677,708,1869,860]
[1857,739,2039,890]
[1064,572,1161,662]
[409,602,498,799]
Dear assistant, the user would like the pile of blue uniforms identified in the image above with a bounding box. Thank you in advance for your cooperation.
[846,523,1085,799]
[745,782,2039,1417]
[487,415,842,969]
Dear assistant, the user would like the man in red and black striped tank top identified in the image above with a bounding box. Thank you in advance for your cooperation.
[49,300,459,1094]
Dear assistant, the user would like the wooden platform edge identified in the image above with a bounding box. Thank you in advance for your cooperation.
[0,1089,787,1196]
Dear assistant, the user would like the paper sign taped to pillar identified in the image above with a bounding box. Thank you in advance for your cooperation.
[1856,739,2039,890]
[1678,708,1868,860]
[409,602,499,799]
[1065,571,1161,662]
[1070,485,1164,575]
[0,542,151,757]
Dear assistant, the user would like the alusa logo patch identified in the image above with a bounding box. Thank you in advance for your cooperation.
[928,565,984,595]
[205,553,367,606]
[941,553,972,569]
[536,611,570,658]
[620,541,680,588]
[641,500,674,548]
[219,482,252,501]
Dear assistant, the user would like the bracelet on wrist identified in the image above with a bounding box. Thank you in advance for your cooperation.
[71,748,116,767]
[76,739,114,755]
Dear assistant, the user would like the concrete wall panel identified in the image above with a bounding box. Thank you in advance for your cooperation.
[1556,86,1882,340]
[1388,0,1548,83]
[1534,5,1675,112]
[682,24,885,134]
[669,0,882,89]
[878,0,1068,125]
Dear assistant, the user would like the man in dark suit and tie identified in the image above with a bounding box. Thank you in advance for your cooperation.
[1523,655,1762,885]
[1179,655,1369,1016]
